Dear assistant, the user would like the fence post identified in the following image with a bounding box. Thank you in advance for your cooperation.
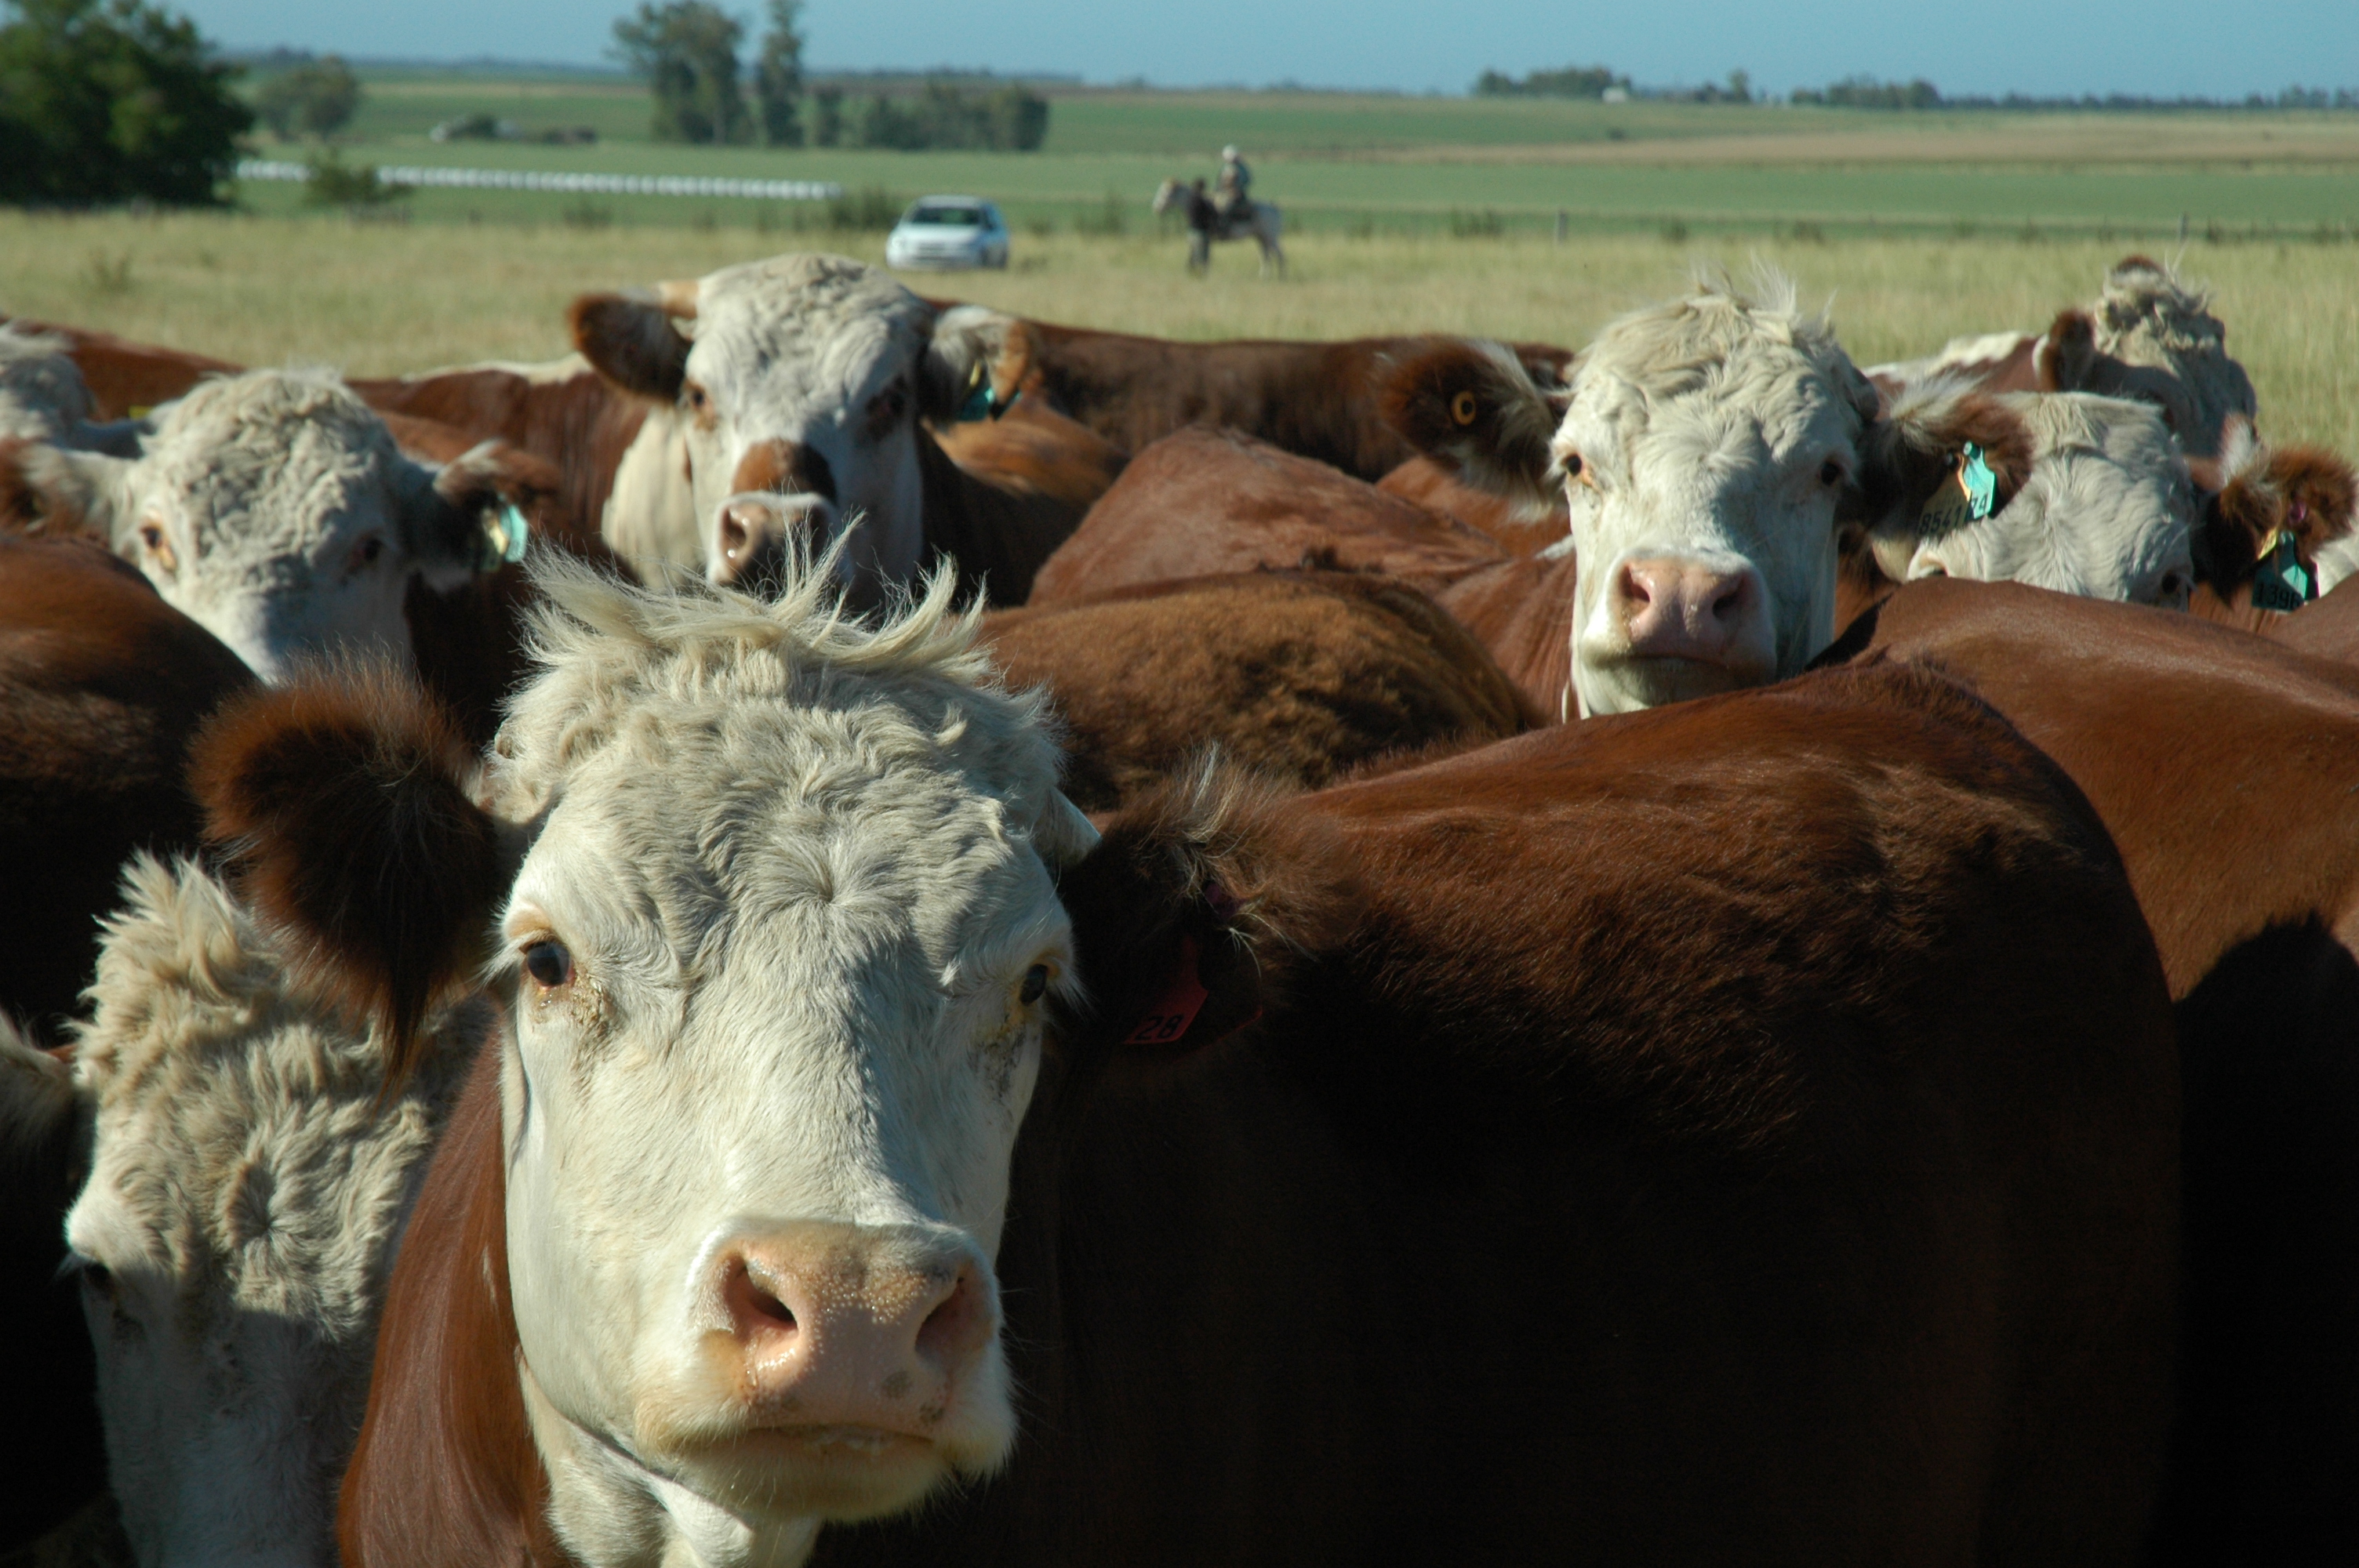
[1555,209,1568,245]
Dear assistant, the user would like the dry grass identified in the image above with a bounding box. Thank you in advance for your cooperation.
[3,209,2352,452]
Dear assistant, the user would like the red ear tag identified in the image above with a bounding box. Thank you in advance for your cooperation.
[1121,934,1209,1047]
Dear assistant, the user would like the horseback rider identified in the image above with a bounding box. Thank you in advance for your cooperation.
[1212,145,1252,228]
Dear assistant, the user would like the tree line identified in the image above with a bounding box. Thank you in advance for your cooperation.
[1479,60,2359,112]
[610,1,1049,151]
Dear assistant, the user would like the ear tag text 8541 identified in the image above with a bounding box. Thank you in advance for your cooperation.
[1920,442,1999,533]
[2252,524,2317,613]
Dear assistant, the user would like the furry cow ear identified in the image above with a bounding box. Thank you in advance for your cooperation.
[1852,385,2034,539]
[570,291,692,404]
[1378,339,1562,513]
[190,667,509,1085]
[2197,426,2359,593]
[0,1018,78,1152]
[0,441,124,543]
[1055,765,1357,1058]
[919,305,1020,423]
[2041,309,2099,393]
[408,441,562,579]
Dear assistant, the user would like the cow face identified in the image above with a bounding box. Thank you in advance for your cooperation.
[572,255,1003,608]
[194,561,1100,1561]
[21,371,521,684]
[1553,280,1876,716]
[43,857,475,1568]
[2043,258,2258,460]
[1859,389,2197,609]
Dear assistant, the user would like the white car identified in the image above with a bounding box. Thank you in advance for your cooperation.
[885,197,1010,271]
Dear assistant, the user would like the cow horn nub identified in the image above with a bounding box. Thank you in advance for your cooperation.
[653,278,700,318]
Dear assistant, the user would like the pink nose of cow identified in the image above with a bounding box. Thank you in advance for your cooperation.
[714,500,821,595]
[1609,556,1763,664]
[717,1225,995,1439]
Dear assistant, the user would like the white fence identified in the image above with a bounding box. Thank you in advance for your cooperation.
[235,160,841,202]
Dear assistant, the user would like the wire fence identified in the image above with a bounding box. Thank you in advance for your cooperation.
[234,160,842,202]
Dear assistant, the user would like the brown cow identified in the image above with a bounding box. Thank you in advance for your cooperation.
[0,315,238,419]
[1377,453,1569,554]
[188,570,2175,1565]
[974,311,1575,481]
[982,570,1532,810]
[0,535,256,1552]
[1825,578,2359,1562]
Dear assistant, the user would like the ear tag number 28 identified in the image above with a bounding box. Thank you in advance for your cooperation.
[2252,525,2317,613]
[1920,442,1999,532]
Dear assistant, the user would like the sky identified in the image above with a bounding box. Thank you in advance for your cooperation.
[173,1,2358,100]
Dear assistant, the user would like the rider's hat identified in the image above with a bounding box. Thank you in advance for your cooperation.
[1222,145,1240,160]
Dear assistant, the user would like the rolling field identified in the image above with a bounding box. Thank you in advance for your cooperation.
[5,212,2354,455]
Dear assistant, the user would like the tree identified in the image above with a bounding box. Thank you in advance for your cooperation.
[611,1,749,145]
[751,0,802,147]
[254,53,360,140]
[810,84,842,146]
[0,0,253,205]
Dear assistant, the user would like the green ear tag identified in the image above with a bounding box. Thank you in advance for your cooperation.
[1959,442,1997,522]
[956,379,997,423]
[2251,525,2316,613]
[478,503,529,571]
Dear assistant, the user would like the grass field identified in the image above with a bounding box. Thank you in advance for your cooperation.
[5,210,2354,455]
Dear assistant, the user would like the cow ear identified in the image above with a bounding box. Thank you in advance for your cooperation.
[0,1017,78,1155]
[1378,339,1562,513]
[570,290,692,404]
[1055,765,1357,1058]
[0,441,125,543]
[919,305,1019,423]
[1853,384,2034,539]
[406,441,559,582]
[2268,442,2359,559]
[2041,309,2098,392]
[189,666,511,1084]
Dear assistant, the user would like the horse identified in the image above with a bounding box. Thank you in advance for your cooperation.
[1154,177,1286,279]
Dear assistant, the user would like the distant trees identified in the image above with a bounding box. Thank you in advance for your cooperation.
[254,53,360,139]
[0,0,253,205]
[1474,64,1630,100]
[751,0,803,146]
[1792,76,1943,109]
[612,0,751,144]
[843,82,1049,151]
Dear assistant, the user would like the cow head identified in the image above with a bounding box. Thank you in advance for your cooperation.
[24,855,480,1568]
[9,370,538,683]
[570,254,1013,608]
[2191,418,2359,604]
[2041,256,2258,459]
[1381,278,1877,716]
[1856,386,2197,608]
[193,557,1117,1559]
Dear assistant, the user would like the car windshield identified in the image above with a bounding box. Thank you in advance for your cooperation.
[908,205,984,227]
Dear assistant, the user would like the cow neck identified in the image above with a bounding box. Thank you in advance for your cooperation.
[1434,550,1578,721]
[339,1034,564,1568]
[915,425,1083,607]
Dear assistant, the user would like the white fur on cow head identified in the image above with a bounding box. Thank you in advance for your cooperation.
[2048,258,2257,459]
[55,855,480,1568]
[572,254,1015,609]
[24,369,511,683]
[1862,386,2197,608]
[1556,272,1877,716]
[460,556,1092,1563]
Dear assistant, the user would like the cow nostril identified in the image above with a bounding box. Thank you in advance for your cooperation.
[1710,579,1747,620]
[914,1266,990,1372]
[720,512,751,560]
[725,1258,800,1338]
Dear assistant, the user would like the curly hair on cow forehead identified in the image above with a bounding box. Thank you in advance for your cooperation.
[1568,265,1874,426]
[490,549,1064,819]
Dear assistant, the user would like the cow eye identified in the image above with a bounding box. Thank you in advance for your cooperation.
[1819,457,1845,487]
[351,535,385,570]
[522,940,572,989]
[685,383,708,411]
[1449,390,1479,426]
[1019,964,1050,1005]
[1561,452,1584,479]
[70,1256,113,1301]
[136,522,178,573]
[865,383,909,436]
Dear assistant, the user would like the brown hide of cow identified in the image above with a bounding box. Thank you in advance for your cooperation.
[0,535,255,1549]
[1027,427,1579,715]
[5,316,240,417]
[1825,577,2359,1561]
[928,397,1129,515]
[348,365,649,561]
[307,661,2175,1566]
[1378,455,1569,554]
[995,319,1572,481]
[980,572,1533,811]
[913,423,1092,605]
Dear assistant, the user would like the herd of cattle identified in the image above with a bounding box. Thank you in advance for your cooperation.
[2,247,2356,1566]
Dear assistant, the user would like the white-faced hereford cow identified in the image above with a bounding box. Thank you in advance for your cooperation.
[191,557,2178,1565]
[2,855,483,1566]
[5,368,547,686]
[1865,256,2258,459]
[569,256,1085,606]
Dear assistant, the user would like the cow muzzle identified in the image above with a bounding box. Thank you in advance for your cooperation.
[706,1221,997,1446]
[711,492,833,596]
[1579,549,1779,714]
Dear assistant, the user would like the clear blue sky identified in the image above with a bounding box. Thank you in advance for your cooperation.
[173,0,2356,100]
